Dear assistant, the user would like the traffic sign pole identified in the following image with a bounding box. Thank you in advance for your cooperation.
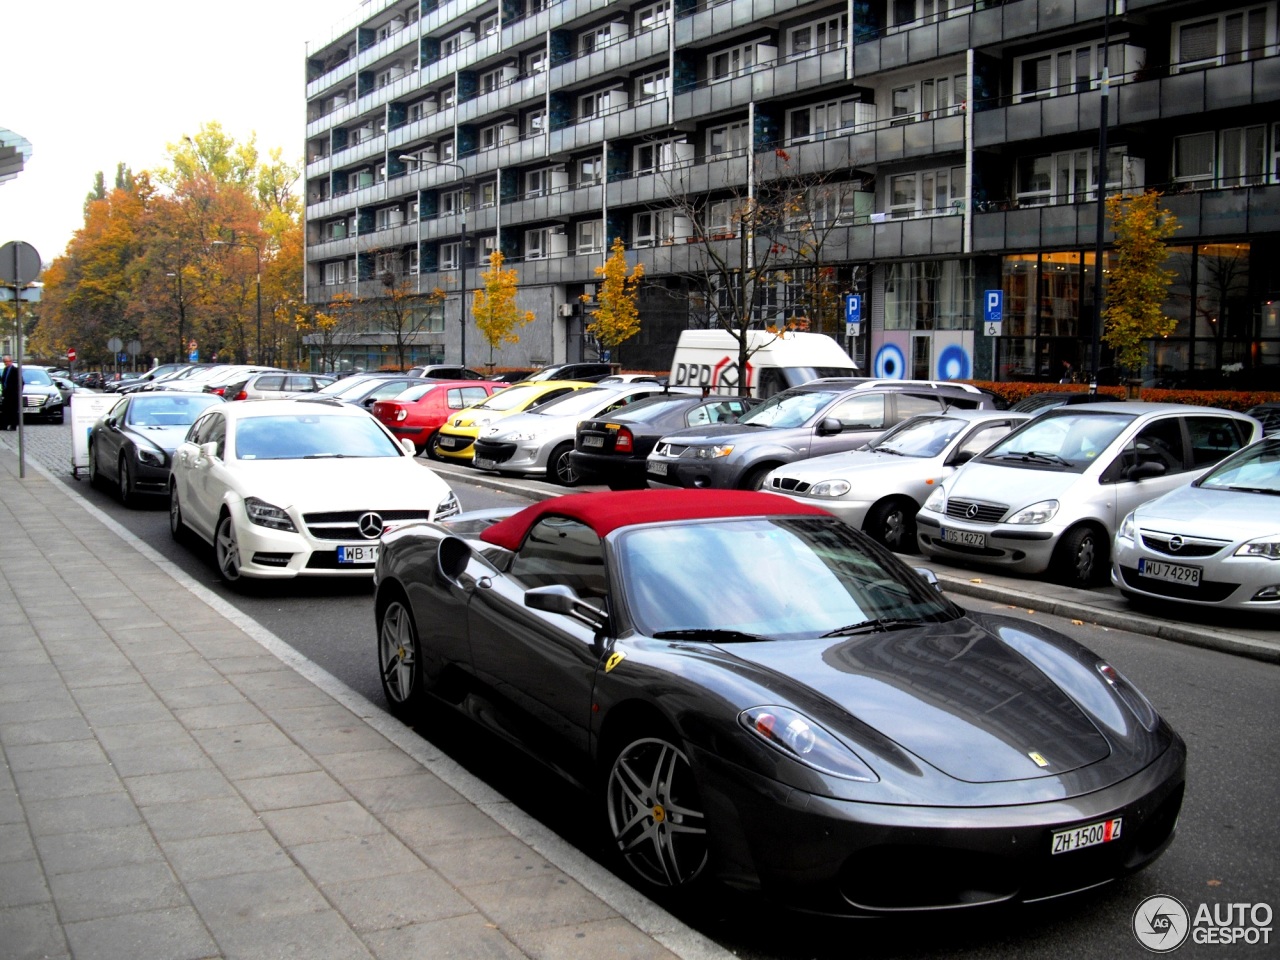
[1,240,43,480]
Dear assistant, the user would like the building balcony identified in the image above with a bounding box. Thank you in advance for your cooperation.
[309,236,359,261]
[547,98,669,156]
[549,27,669,91]
[675,0,809,49]
[459,74,545,126]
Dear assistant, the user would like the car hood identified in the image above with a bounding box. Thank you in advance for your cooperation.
[228,458,449,510]
[719,618,1110,783]
[659,422,781,445]
[1135,483,1280,535]
[942,460,1082,508]
[127,424,195,454]
[773,449,940,483]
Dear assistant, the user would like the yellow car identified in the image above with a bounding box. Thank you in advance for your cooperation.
[429,380,596,461]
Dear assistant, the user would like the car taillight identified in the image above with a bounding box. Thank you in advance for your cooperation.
[394,407,407,422]
[233,390,248,401]
[615,428,633,453]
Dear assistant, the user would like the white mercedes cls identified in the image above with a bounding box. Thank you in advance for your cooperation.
[168,397,460,583]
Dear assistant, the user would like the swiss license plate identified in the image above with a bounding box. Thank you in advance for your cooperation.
[337,544,378,565]
[1138,558,1201,586]
[942,527,986,548]
[647,460,668,476]
[583,435,605,448]
[474,457,497,470]
[1051,817,1122,855]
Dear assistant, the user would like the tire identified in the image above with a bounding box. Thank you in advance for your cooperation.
[423,432,442,461]
[87,441,103,489]
[169,484,188,543]
[864,498,917,553]
[1052,525,1106,589]
[118,454,135,508]
[739,465,774,491]
[549,442,580,486]
[604,733,709,890]
[215,511,245,583]
[377,595,429,723]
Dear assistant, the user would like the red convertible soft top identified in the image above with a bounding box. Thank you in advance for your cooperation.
[478,489,830,551]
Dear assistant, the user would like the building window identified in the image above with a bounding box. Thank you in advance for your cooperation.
[1171,6,1274,73]
[786,15,845,60]
[634,138,690,174]
[889,72,965,124]
[794,183,865,229]
[705,199,737,237]
[884,260,973,331]
[526,227,550,260]
[480,234,498,259]
[479,14,499,36]
[441,188,470,215]
[636,67,670,102]
[324,261,347,285]
[707,121,750,160]
[579,89,612,120]
[636,0,670,33]
[375,252,400,276]
[787,97,870,143]
[709,40,775,82]
[580,22,621,55]
[440,85,456,110]
[375,206,404,230]
[1174,127,1268,186]
[577,219,603,255]
[887,167,965,217]
[1015,147,1135,205]
[578,156,602,184]
[525,168,549,197]
[479,123,513,150]
[524,108,545,138]
[633,210,687,247]
[888,0,973,29]
[441,138,455,161]
[480,180,498,207]
[440,242,460,270]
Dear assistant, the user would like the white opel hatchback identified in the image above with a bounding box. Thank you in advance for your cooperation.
[169,398,460,583]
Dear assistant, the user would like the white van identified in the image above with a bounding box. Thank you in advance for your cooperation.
[669,330,858,398]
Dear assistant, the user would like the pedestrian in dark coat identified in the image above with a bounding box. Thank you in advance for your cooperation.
[0,355,21,430]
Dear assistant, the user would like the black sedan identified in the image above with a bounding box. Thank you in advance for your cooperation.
[571,393,759,490]
[88,391,225,506]
[374,490,1185,915]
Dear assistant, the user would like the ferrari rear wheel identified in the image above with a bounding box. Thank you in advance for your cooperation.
[605,735,708,890]
[378,597,427,722]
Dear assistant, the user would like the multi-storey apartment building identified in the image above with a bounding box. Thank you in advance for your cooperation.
[304,0,1280,387]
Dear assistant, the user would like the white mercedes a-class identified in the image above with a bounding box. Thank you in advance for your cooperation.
[168,397,460,583]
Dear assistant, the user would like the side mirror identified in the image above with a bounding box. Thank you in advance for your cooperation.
[200,441,219,461]
[816,417,844,436]
[1126,461,1167,481]
[525,584,607,630]
[400,438,417,456]
[949,450,975,466]
[914,567,944,593]
[436,535,471,587]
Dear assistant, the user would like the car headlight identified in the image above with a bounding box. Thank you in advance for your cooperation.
[435,490,461,520]
[807,479,852,498]
[1235,537,1280,559]
[1007,499,1059,525]
[504,428,544,443]
[739,706,878,782]
[1096,662,1159,732]
[922,486,946,513]
[243,496,296,532]
[691,444,734,460]
[1117,511,1136,542]
[136,445,166,467]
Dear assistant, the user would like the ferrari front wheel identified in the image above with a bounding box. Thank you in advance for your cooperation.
[605,735,708,890]
[378,597,427,723]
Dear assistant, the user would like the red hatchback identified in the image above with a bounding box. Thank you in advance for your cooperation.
[372,380,503,456]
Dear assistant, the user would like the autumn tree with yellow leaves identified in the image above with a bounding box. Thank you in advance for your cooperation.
[1101,191,1180,375]
[583,237,643,360]
[472,252,534,370]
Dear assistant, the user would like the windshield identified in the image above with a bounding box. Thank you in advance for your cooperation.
[21,368,53,385]
[234,414,402,460]
[473,383,562,412]
[393,383,435,403]
[872,416,966,458]
[529,387,624,417]
[739,389,843,429]
[1197,439,1280,494]
[618,517,957,639]
[322,377,386,399]
[612,396,691,424]
[981,412,1135,471]
[127,395,222,426]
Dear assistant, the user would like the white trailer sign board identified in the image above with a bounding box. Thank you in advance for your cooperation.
[70,393,119,479]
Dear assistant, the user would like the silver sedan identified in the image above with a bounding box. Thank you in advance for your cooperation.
[1113,436,1280,613]
[762,410,1029,551]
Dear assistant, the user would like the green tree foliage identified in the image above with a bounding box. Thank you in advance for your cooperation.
[1102,191,1181,374]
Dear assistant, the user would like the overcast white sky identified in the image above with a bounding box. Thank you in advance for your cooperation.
[0,0,368,267]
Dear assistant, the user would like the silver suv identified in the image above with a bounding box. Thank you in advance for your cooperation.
[646,379,1002,490]
[915,402,1260,587]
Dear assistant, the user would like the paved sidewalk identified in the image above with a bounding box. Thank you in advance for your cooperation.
[0,443,726,960]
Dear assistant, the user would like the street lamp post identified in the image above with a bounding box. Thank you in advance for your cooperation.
[211,239,262,363]
[1089,0,1113,392]
[166,270,186,364]
[400,155,467,366]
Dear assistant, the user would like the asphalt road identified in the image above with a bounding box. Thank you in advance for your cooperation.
[12,421,1279,959]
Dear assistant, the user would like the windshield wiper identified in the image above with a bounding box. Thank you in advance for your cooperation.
[873,445,905,456]
[995,450,1071,466]
[303,453,347,458]
[1217,485,1280,496]
[652,627,771,643]
[820,617,921,638]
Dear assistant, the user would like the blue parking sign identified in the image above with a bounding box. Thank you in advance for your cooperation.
[984,290,1003,336]
[845,294,862,324]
